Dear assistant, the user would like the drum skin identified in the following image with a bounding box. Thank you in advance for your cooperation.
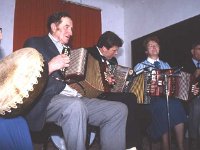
[0,47,48,118]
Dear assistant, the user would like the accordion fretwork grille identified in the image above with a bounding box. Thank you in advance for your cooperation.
[111,65,130,92]
[175,71,191,101]
[64,48,87,77]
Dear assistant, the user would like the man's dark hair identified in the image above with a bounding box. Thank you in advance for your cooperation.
[192,41,200,49]
[143,36,160,50]
[47,12,71,32]
[97,31,123,49]
[0,28,2,32]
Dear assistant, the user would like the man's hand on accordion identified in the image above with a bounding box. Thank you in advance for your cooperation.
[48,54,70,74]
[104,73,116,85]
[191,82,199,96]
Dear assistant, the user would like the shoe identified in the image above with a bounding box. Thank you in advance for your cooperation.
[126,147,137,150]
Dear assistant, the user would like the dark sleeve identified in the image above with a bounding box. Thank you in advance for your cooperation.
[23,37,50,62]
[23,37,41,50]
[182,59,196,74]
[24,37,66,94]
[86,46,100,61]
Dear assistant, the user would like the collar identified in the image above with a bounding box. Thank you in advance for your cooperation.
[147,57,160,64]
[96,46,104,56]
[48,33,63,53]
[96,46,106,62]
[192,58,200,66]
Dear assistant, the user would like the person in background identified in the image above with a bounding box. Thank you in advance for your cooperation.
[0,27,33,150]
[134,36,187,150]
[0,27,3,57]
[182,41,200,150]
[23,11,128,150]
[0,28,2,43]
[87,31,151,150]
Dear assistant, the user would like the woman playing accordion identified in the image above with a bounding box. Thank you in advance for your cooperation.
[134,36,187,150]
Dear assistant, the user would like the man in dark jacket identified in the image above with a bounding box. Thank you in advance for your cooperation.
[87,31,151,149]
[182,41,200,150]
[23,12,128,150]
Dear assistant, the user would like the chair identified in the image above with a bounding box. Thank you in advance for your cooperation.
[31,123,61,150]
[31,123,99,150]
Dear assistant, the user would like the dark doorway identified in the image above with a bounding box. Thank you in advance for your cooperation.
[131,14,200,68]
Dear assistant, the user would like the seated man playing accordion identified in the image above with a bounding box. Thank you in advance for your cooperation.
[87,31,151,149]
[134,36,187,150]
[23,12,128,150]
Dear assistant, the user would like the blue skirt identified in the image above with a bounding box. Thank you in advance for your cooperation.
[0,116,33,150]
[146,97,187,140]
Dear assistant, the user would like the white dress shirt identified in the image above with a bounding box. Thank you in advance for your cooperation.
[192,58,200,68]
[48,33,82,97]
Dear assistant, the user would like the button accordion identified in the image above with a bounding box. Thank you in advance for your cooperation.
[145,69,196,101]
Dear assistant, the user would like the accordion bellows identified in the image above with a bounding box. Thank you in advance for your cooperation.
[70,54,105,98]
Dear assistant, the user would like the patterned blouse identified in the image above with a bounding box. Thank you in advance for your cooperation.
[134,57,170,72]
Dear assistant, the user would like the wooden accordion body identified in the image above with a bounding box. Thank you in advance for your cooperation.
[69,53,105,98]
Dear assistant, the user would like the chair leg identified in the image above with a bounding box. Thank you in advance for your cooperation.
[86,125,100,150]
[42,137,51,150]
[148,137,153,150]
[86,131,91,150]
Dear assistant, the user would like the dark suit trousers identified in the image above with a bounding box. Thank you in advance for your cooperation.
[98,92,151,149]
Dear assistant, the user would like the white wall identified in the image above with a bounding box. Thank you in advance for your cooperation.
[1,0,200,67]
[72,0,125,64]
[124,0,200,67]
[0,0,15,57]
[0,0,125,61]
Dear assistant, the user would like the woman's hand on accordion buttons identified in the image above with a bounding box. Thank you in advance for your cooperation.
[48,54,70,74]
[191,82,199,96]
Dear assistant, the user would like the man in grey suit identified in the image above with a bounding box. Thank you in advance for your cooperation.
[23,12,128,150]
